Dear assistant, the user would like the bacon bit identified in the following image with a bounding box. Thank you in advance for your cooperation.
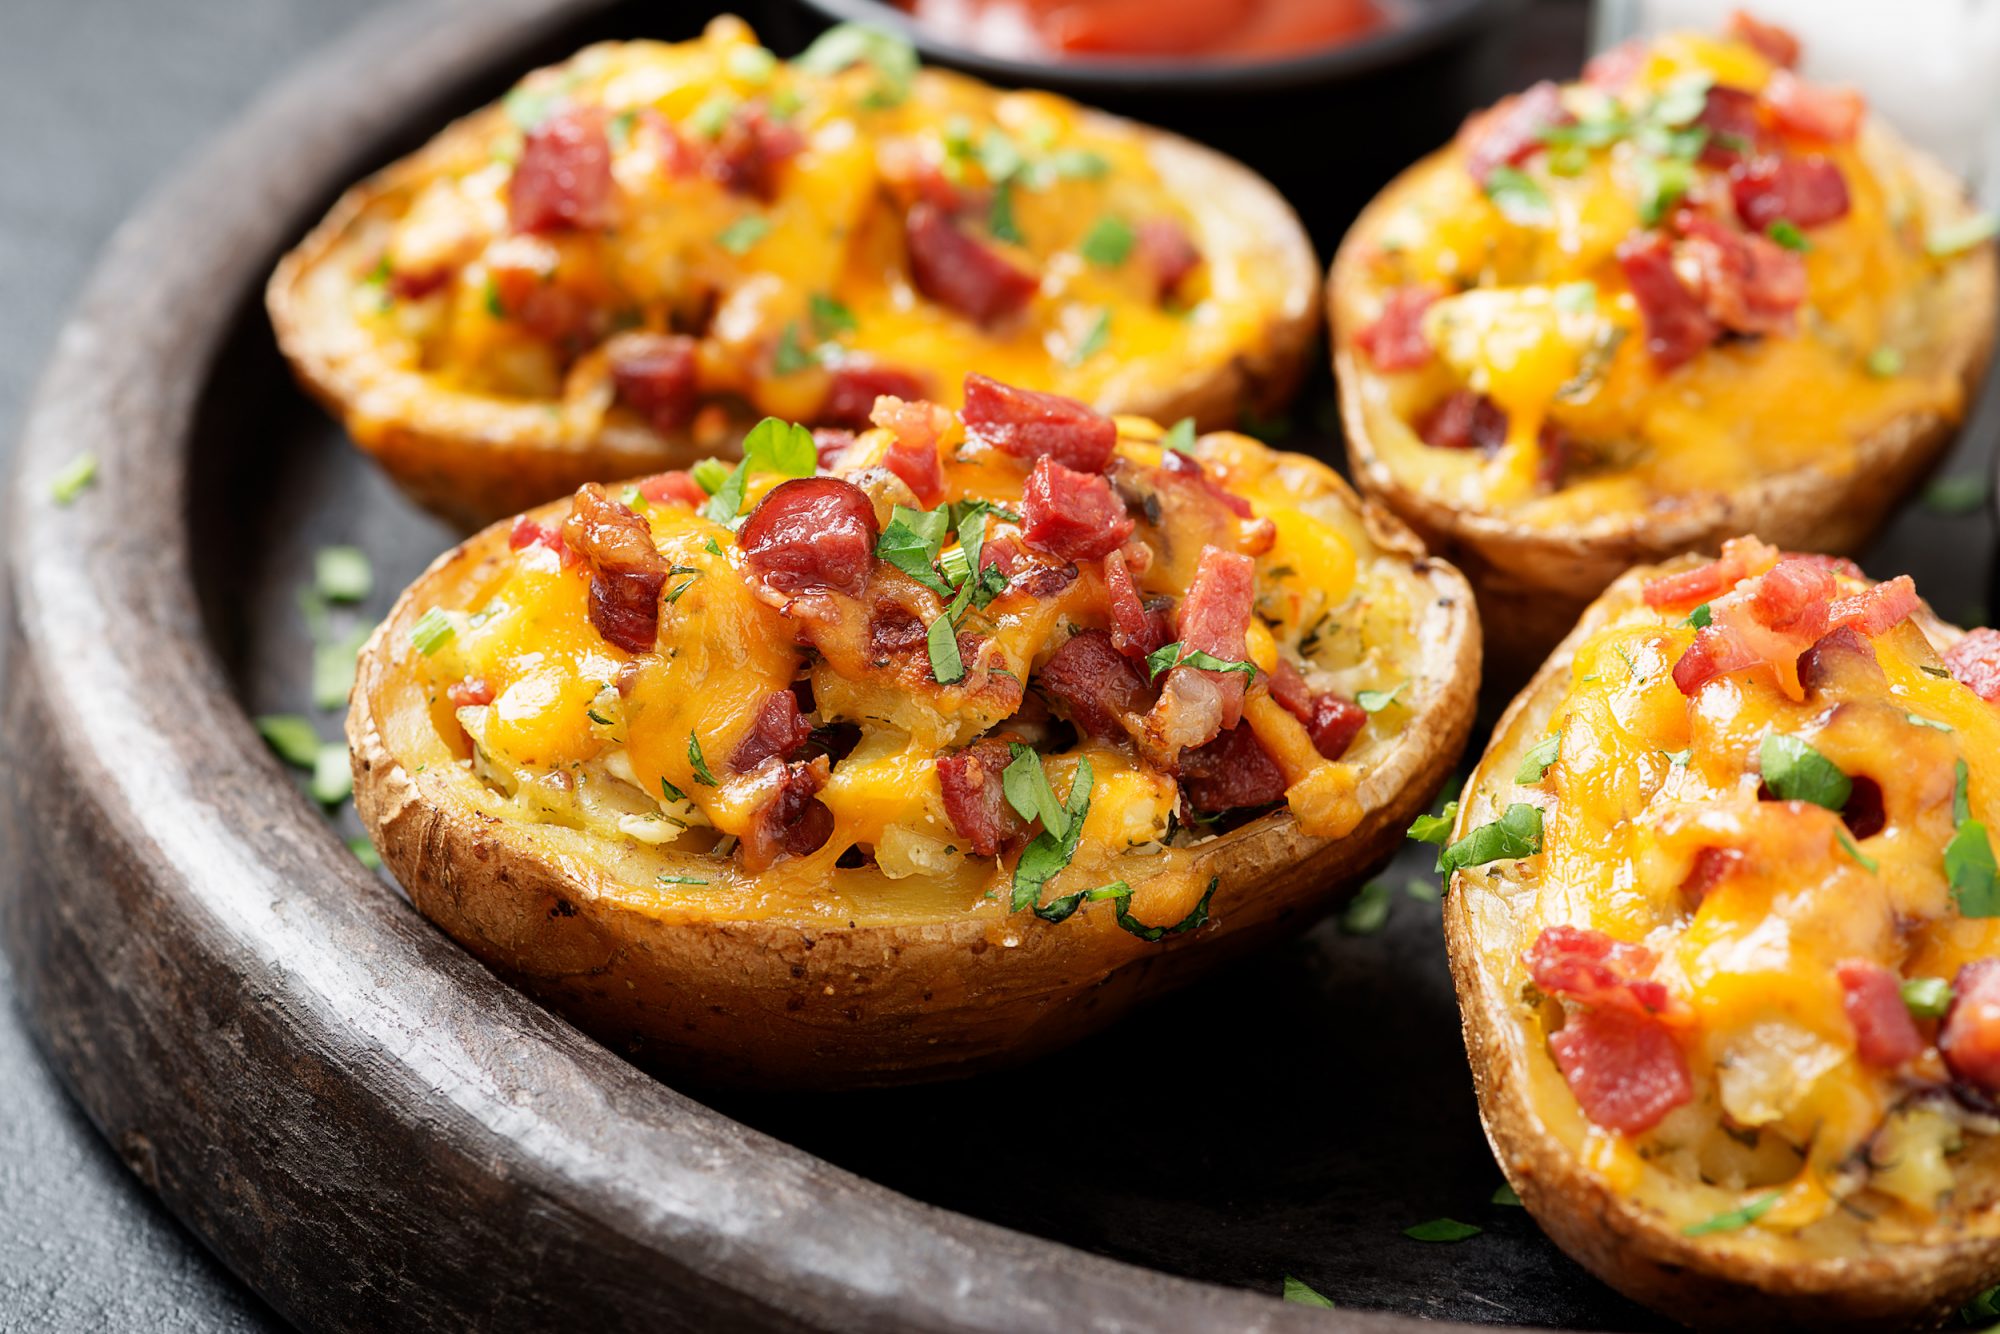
[1037,629,1155,741]
[1797,625,1883,696]
[1160,448,1254,519]
[1549,1009,1693,1134]
[936,739,1034,857]
[562,484,668,654]
[1670,556,1835,698]
[608,332,701,436]
[1678,216,1807,337]
[488,249,602,350]
[1945,627,2000,702]
[962,373,1118,473]
[1695,86,1768,166]
[1020,456,1135,562]
[1618,232,1719,371]
[728,690,816,773]
[1835,959,1922,1068]
[1828,574,1919,637]
[446,677,494,709]
[509,106,615,234]
[636,471,706,508]
[642,109,702,178]
[1730,154,1850,231]
[738,477,880,596]
[866,600,929,660]
[822,364,932,432]
[1765,69,1864,143]
[868,395,951,506]
[978,536,1080,602]
[812,428,857,470]
[1355,284,1440,372]
[705,106,803,202]
[1671,624,1760,695]
[905,202,1038,327]
[1727,10,1801,67]
[1529,924,1686,1021]
[1680,846,1744,904]
[1642,536,1780,608]
[1268,659,1311,718]
[509,515,573,563]
[1305,695,1366,761]
[387,266,452,301]
[1583,38,1643,90]
[1417,390,1509,452]
[1945,961,2000,1095]
[1174,545,1257,731]
[739,757,835,870]
[1103,549,1168,657]
[1747,557,1835,639]
[1461,80,1570,185]
[1135,218,1202,301]
[1177,722,1288,812]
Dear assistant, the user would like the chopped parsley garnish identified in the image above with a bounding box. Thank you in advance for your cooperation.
[988,180,1024,245]
[1067,308,1112,367]
[1437,803,1543,876]
[1404,877,1441,904]
[1902,976,1953,1019]
[1947,759,1999,917]
[1160,417,1197,455]
[1144,641,1257,681]
[310,743,353,806]
[1922,664,1952,678]
[1681,1192,1779,1237]
[1836,827,1878,874]
[687,733,718,786]
[660,777,688,804]
[1663,748,1693,768]
[1961,1284,2000,1326]
[809,292,857,339]
[49,452,98,505]
[1925,212,1999,257]
[1515,732,1562,784]
[1634,153,1693,226]
[1866,345,1904,378]
[1408,800,1459,845]
[926,594,967,684]
[1079,215,1135,267]
[606,109,637,150]
[314,545,372,603]
[716,215,772,256]
[1404,1218,1481,1243]
[255,714,321,769]
[1553,280,1597,313]
[663,566,702,603]
[1758,733,1851,811]
[691,457,731,494]
[1034,875,1219,941]
[1002,744,1071,838]
[726,44,777,84]
[409,608,456,656]
[1340,881,1393,935]
[1483,166,1550,222]
[502,84,552,131]
[703,536,726,558]
[1281,1277,1335,1309]
[794,23,918,107]
[689,93,735,139]
[1924,473,1989,516]
[348,836,382,870]
[1491,1184,1523,1207]
[1355,683,1405,714]
[482,275,505,319]
[876,505,954,597]
[1012,756,1094,911]
[1766,219,1809,252]
[1683,602,1713,628]
[1046,147,1109,180]
[703,417,816,524]
[772,321,814,375]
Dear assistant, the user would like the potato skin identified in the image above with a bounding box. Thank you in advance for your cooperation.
[272,93,1319,531]
[349,484,1477,1089]
[1444,559,1999,1331]
[1330,130,1998,687]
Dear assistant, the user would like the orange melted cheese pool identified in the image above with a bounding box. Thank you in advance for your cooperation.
[1347,27,1979,528]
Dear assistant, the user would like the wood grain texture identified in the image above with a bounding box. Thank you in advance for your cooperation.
[0,0,1449,1329]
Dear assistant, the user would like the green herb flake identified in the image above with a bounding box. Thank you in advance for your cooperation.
[1034,874,1218,940]
[1907,713,1954,733]
[809,292,857,339]
[1404,1218,1481,1243]
[689,93,735,139]
[502,84,552,131]
[716,215,772,256]
[1758,733,1851,811]
[1650,72,1715,126]
[927,604,966,684]
[1011,756,1094,911]
[1002,744,1070,838]
[1948,760,2000,917]
[347,836,382,870]
[1866,346,1905,378]
[1635,154,1694,226]
[1516,732,1562,784]
[1924,473,1988,516]
[1408,800,1460,845]
[483,275,505,319]
[703,417,818,525]
[1902,976,1953,1019]
[1438,803,1543,876]
[314,545,372,603]
[1683,602,1713,629]
[1766,219,1809,252]
[1682,1192,1780,1237]
[687,733,718,786]
[606,109,637,150]
[49,453,99,505]
[1553,281,1597,314]
[312,623,373,711]
[409,609,456,656]
[1492,1184,1523,1207]
[726,44,777,84]
[1079,215,1135,267]
[1483,166,1550,222]
[1404,877,1441,904]
[772,322,813,375]
[656,873,711,886]
[310,742,353,806]
[1926,213,1999,257]
[255,715,320,769]
[691,457,731,494]
[1662,748,1693,768]
[1355,683,1405,714]
[1067,308,1111,367]
[1836,827,1879,874]
[660,777,688,804]
[876,506,954,597]
[1340,881,1394,935]
[1282,1276,1335,1309]
[1960,1284,2000,1326]
[1161,417,1197,455]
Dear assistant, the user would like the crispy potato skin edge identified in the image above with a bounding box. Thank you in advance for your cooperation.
[1444,558,1998,1331]
[349,483,1478,1090]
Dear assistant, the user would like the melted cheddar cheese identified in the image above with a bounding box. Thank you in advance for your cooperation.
[1344,23,1984,529]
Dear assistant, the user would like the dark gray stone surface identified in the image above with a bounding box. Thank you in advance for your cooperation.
[1,6,383,1329]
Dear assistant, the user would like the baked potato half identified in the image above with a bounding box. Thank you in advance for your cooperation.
[1330,13,1997,680]
[1442,537,2000,1328]
[350,374,1477,1087]
[271,16,1318,528]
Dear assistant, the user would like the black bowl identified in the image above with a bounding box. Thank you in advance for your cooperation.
[772,0,1528,253]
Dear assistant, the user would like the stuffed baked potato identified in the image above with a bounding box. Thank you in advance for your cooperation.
[1331,12,1996,677]
[271,16,1318,527]
[350,374,1478,1087]
[1444,537,2000,1327]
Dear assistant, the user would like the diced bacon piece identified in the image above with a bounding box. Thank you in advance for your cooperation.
[1618,232,1719,371]
[1765,69,1864,143]
[1642,536,1781,607]
[704,106,803,202]
[1695,86,1769,166]
[1797,625,1883,696]
[487,241,603,349]
[728,689,815,773]
[1417,390,1509,452]
[509,106,615,233]
[637,470,706,508]
[1173,545,1256,731]
[1038,629,1155,741]
[608,332,701,436]
[1730,155,1850,231]
[1836,960,1923,1068]
[1355,284,1439,372]
[1160,448,1254,518]
[1943,960,2000,1095]
[738,477,879,597]
[509,515,572,563]
[1460,80,1570,185]
[1828,574,1919,637]
[812,428,857,470]
[1945,627,2000,702]
[1020,456,1135,562]
[936,739,1035,858]
[740,757,834,870]
[1672,624,1761,695]
[866,600,928,660]
[977,536,1080,601]
[1306,695,1366,761]
[822,363,931,431]
[868,395,950,506]
[1747,557,1835,639]
[446,676,494,709]
[1583,38,1643,91]
[905,202,1038,327]
[1268,659,1311,718]
[1177,721,1288,812]
[1727,10,1801,67]
[1678,216,1807,336]
[562,483,668,654]
[1549,1009,1692,1134]
[642,109,702,178]
[1135,218,1202,300]
[1680,846,1745,903]
[1528,925,1684,1020]
[962,373,1118,473]
[388,266,452,301]
[1102,549,1169,657]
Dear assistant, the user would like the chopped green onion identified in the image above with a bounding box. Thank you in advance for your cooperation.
[691,458,731,494]
[255,714,321,769]
[1926,213,1999,257]
[1067,308,1111,367]
[1682,1192,1779,1237]
[1161,418,1197,455]
[410,609,456,656]
[1907,713,1953,733]
[809,292,857,339]
[314,545,372,603]
[794,23,918,108]
[1765,219,1809,252]
[1356,683,1404,714]
[310,743,353,805]
[49,453,98,505]
[726,44,777,84]
[660,777,687,804]
[1483,166,1550,222]
[1683,602,1713,628]
[772,322,813,375]
[1947,760,1999,916]
[1079,215,1135,267]
[1902,976,1953,1019]
[716,215,772,255]
[656,873,711,886]
[1340,881,1393,935]
[347,836,382,870]
[1866,346,1904,378]
[1924,473,1988,516]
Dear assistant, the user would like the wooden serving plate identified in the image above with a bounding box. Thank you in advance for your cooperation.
[5,0,1992,1329]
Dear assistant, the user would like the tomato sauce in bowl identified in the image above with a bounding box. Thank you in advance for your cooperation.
[893,0,1391,61]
